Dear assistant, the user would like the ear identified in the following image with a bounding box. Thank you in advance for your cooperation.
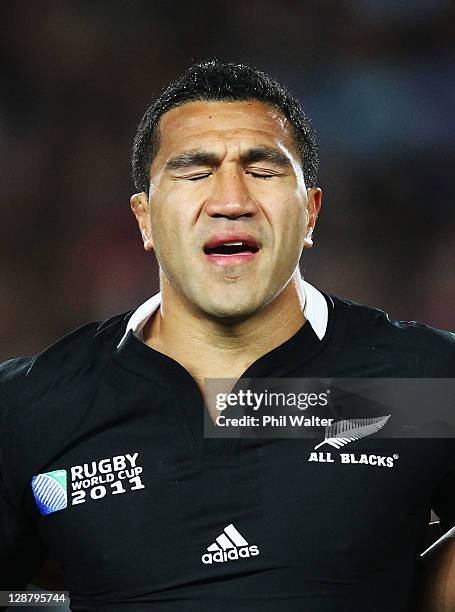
[130,192,154,251]
[303,187,322,249]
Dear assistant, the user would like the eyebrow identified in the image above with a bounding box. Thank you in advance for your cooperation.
[164,146,292,172]
[165,151,219,171]
[240,147,292,168]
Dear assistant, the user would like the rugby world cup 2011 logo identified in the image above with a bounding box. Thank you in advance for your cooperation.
[31,469,67,516]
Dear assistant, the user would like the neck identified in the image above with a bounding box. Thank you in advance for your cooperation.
[143,270,306,389]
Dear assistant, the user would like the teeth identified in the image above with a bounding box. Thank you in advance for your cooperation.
[204,239,258,257]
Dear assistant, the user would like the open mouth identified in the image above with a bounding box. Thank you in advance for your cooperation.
[203,241,260,256]
[202,235,261,266]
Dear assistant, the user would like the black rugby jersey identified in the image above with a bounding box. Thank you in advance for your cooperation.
[1,285,454,612]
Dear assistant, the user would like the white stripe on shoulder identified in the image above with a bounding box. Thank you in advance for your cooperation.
[301,280,328,341]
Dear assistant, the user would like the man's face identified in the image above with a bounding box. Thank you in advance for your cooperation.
[131,100,321,320]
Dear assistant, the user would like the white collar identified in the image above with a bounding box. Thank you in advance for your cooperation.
[117,278,328,349]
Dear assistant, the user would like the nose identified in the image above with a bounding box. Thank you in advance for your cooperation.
[204,167,259,219]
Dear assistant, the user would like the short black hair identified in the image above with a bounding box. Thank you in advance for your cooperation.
[132,60,318,193]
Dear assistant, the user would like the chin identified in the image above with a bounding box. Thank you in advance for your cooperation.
[202,300,259,322]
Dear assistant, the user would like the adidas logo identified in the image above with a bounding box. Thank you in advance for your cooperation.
[201,524,260,565]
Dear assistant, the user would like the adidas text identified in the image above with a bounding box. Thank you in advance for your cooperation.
[202,545,259,565]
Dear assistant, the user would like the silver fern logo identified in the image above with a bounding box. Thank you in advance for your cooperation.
[314,415,391,450]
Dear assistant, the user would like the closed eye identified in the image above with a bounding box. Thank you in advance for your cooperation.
[246,170,277,180]
[185,172,212,181]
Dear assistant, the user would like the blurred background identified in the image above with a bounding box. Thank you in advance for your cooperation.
[1,0,454,360]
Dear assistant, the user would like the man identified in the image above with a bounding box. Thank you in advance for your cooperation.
[1,60,454,611]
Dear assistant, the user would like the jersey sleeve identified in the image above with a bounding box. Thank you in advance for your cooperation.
[0,484,47,592]
[432,441,455,534]
[426,330,455,533]
[0,358,48,598]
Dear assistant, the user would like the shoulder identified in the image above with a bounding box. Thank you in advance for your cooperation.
[0,311,132,418]
[328,293,454,375]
